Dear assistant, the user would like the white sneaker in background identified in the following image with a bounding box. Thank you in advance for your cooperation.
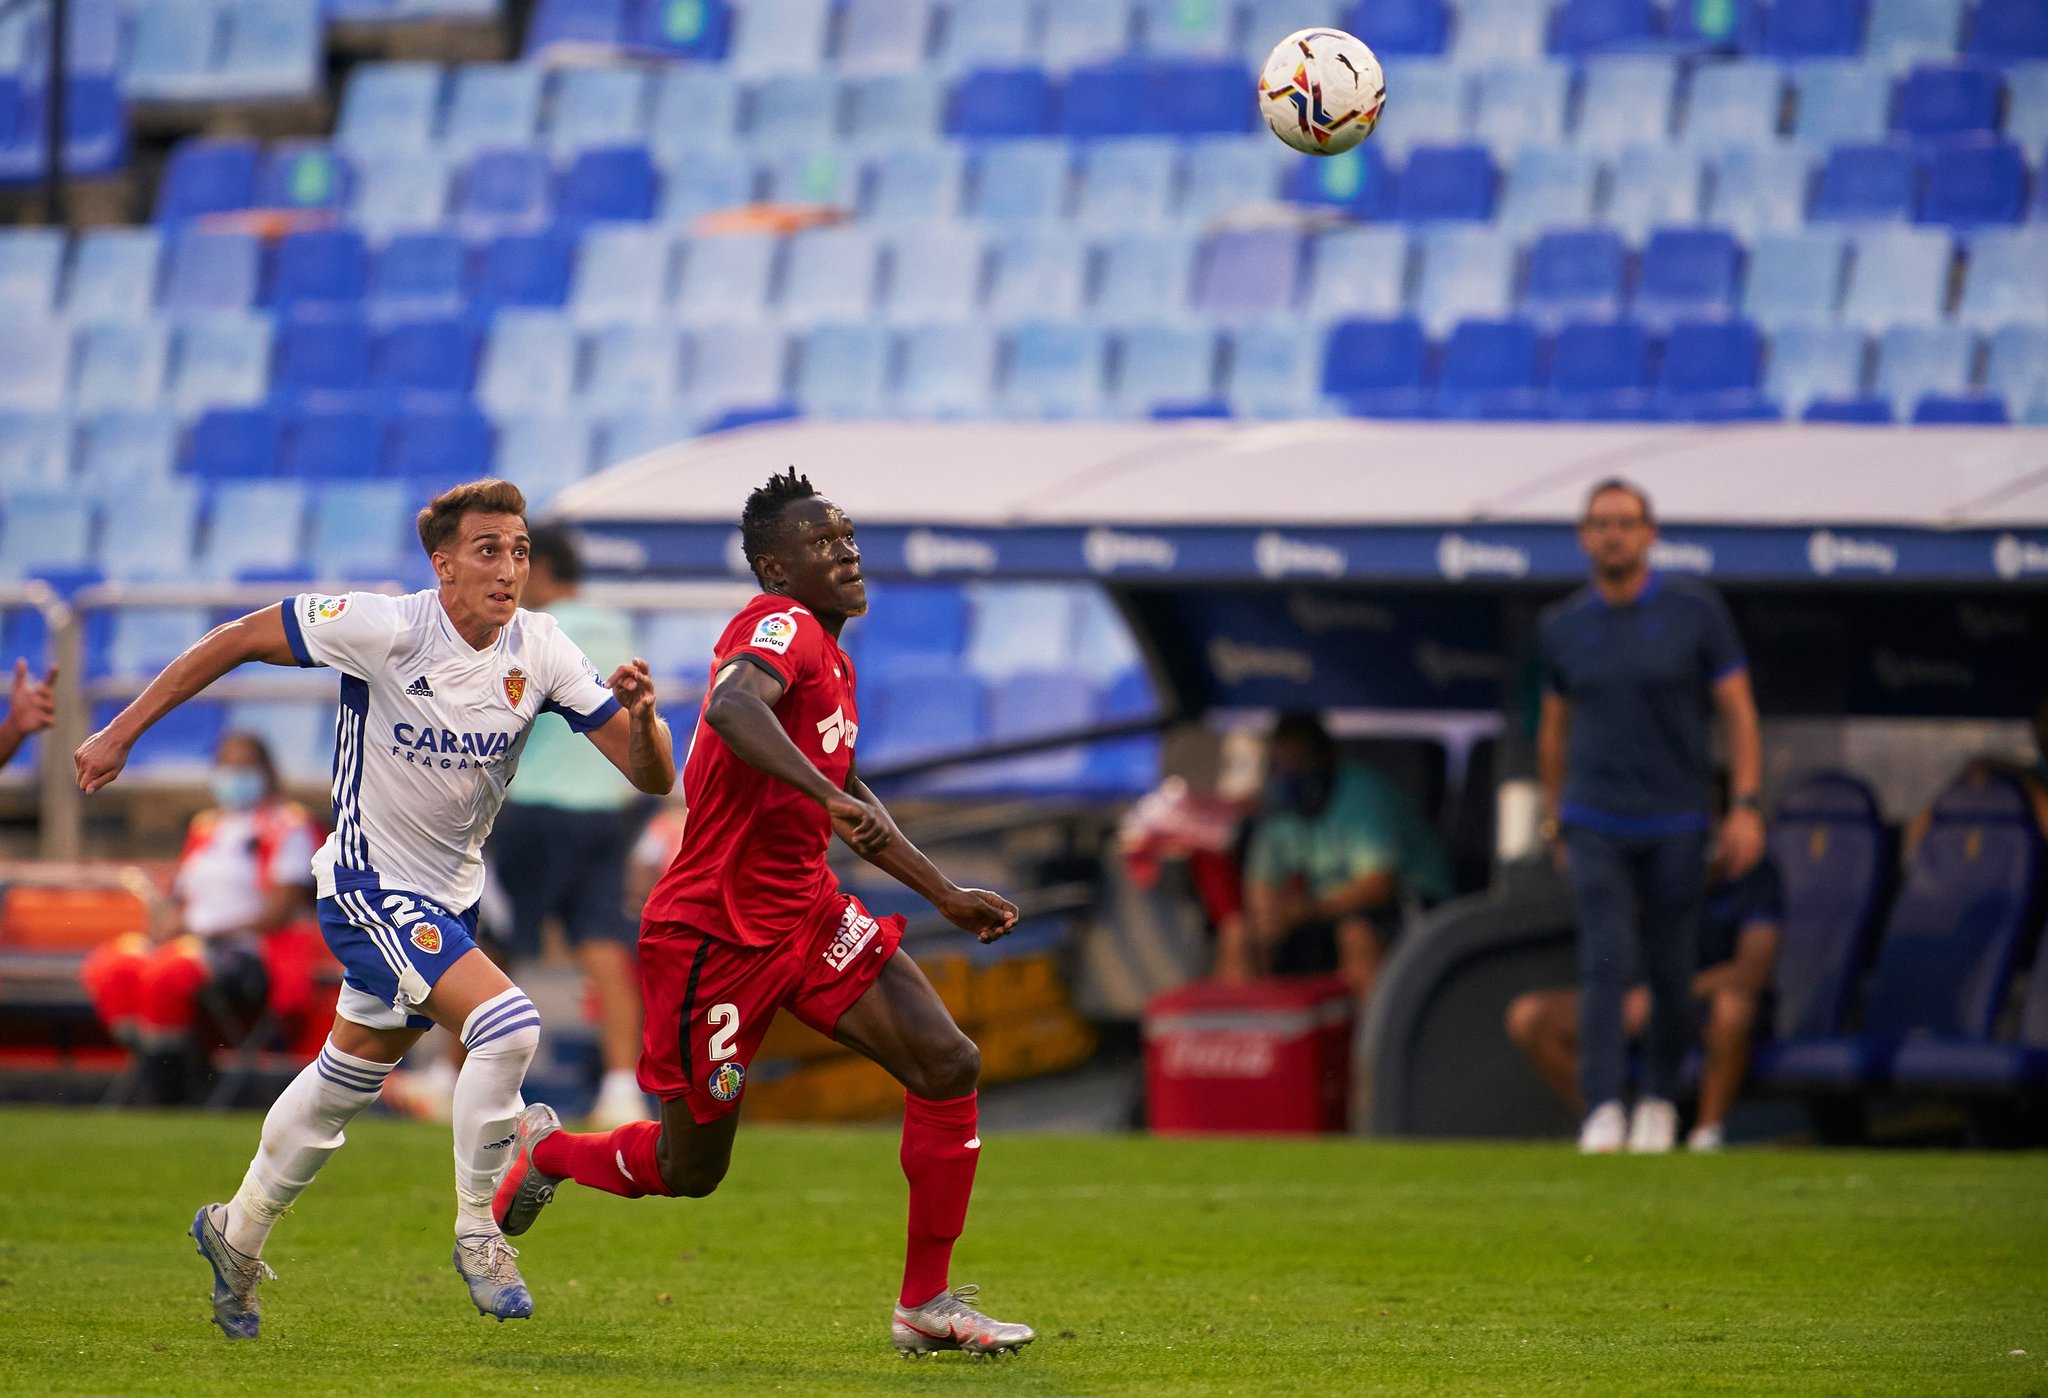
[1686,1121,1725,1152]
[587,1069,653,1130]
[1578,1100,1627,1154]
[1627,1096,1678,1154]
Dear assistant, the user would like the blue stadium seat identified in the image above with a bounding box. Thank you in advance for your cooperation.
[1573,56,1678,151]
[580,324,684,411]
[971,140,1070,219]
[1003,321,1108,417]
[475,230,574,311]
[655,149,757,224]
[525,0,629,51]
[1551,0,1655,53]
[1111,324,1218,415]
[845,73,947,147]
[274,316,372,401]
[98,481,199,580]
[747,74,844,150]
[258,142,352,215]
[966,668,1094,793]
[936,0,1033,70]
[1601,145,1706,244]
[0,327,66,410]
[987,229,1088,321]
[73,322,170,413]
[1345,0,1449,56]
[1812,142,1919,221]
[71,405,169,493]
[863,144,967,223]
[1304,225,1411,321]
[1092,58,1251,136]
[1284,145,1396,218]
[89,696,221,769]
[454,148,553,236]
[349,151,452,238]
[1792,61,1893,146]
[1523,229,1627,327]
[1762,774,1889,1045]
[793,323,893,417]
[1437,318,1542,418]
[896,323,1000,414]
[122,0,218,103]
[1322,317,1430,416]
[185,407,282,478]
[1635,228,1742,327]
[1240,0,1345,67]
[101,607,208,680]
[839,0,934,76]
[443,65,545,159]
[1841,226,1951,328]
[224,700,333,782]
[1181,135,1286,218]
[161,231,261,313]
[366,232,467,321]
[198,480,306,579]
[1413,226,1514,334]
[477,311,578,415]
[1911,392,2007,422]
[684,324,788,414]
[1090,228,1195,323]
[1706,144,1814,238]
[1041,0,1137,70]
[1985,325,2048,411]
[376,319,480,402]
[336,63,443,156]
[494,413,593,502]
[1765,324,1869,411]
[2007,62,2048,154]
[861,671,987,766]
[1453,0,1550,64]
[882,226,985,322]
[270,229,367,310]
[284,407,386,478]
[949,67,1054,137]
[215,0,320,101]
[65,229,160,320]
[1866,0,1966,68]
[388,408,493,483]
[647,68,743,157]
[1193,227,1304,322]
[1892,917,2048,1093]
[624,0,732,61]
[558,145,657,224]
[1742,230,1849,328]
[566,226,673,326]
[673,233,778,324]
[780,226,882,325]
[547,67,647,155]
[727,0,832,78]
[0,411,72,488]
[1393,144,1495,221]
[1226,321,1326,417]
[1918,137,2026,225]
[1470,62,1570,157]
[1681,63,1785,150]
[1874,322,1974,411]
[1967,0,2048,63]
[169,315,272,414]
[1759,774,2040,1089]
[1765,0,1867,58]
[0,492,92,578]
[1893,63,2001,137]
[1800,392,1884,421]
[1371,61,1466,157]
[1075,138,1178,227]
[1655,319,1769,419]
[157,140,259,224]
[1496,147,1599,237]
[0,228,62,313]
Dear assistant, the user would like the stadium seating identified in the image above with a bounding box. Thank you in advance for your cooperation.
[1758,774,1889,1043]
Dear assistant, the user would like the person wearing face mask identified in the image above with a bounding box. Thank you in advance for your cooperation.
[81,733,321,1104]
[1222,711,1452,998]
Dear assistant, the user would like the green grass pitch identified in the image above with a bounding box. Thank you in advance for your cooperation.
[2,1107,2043,1395]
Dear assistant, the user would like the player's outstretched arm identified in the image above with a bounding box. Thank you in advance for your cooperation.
[0,657,57,772]
[846,767,1019,944]
[585,657,676,795]
[703,660,892,857]
[75,605,299,794]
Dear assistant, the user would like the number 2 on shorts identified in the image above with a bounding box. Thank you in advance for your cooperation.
[706,1002,739,1061]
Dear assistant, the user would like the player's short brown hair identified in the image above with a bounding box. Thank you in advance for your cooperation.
[416,479,529,556]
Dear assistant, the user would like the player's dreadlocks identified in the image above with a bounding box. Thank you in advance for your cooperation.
[740,467,817,584]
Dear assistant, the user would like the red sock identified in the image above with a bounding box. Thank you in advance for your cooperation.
[899,1092,980,1308]
[532,1120,672,1199]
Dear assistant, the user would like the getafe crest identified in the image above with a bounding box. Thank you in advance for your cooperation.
[708,1062,745,1102]
[502,667,527,707]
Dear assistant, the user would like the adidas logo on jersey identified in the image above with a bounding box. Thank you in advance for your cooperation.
[405,675,434,698]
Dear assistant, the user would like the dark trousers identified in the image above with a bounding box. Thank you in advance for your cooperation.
[1563,825,1708,1107]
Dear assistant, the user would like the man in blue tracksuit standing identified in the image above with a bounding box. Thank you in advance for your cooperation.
[1537,478,1765,1155]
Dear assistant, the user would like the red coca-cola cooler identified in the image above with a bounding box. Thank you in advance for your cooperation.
[1143,975,1355,1135]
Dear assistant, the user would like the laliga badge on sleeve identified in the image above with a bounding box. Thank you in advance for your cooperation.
[751,611,798,655]
[303,594,350,628]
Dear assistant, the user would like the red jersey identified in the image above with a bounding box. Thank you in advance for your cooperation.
[643,594,859,948]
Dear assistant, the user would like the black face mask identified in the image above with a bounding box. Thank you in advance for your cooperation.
[1266,768,1334,818]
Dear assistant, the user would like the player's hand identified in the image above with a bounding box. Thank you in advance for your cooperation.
[826,790,892,858]
[1716,806,1766,876]
[940,886,1019,943]
[75,724,133,794]
[607,658,659,718]
[4,658,56,738]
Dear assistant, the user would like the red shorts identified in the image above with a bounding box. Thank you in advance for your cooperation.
[636,893,905,1122]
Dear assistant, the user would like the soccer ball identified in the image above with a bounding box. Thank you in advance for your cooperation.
[1258,28,1385,157]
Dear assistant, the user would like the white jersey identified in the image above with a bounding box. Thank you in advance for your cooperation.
[281,589,620,911]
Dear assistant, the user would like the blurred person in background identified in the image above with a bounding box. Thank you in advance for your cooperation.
[482,525,650,1129]
[1902,696,2048,855]
[82,733,321,1104]
[1221,711,1451,999]
[0,657,57,772]
[1538,479,1763,1156]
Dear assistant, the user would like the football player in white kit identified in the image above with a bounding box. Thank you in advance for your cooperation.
[74,480,675,1338]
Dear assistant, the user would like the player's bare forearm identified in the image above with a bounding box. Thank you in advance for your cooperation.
[590,659,675,794]
[1313,869,1396,921]
[706,675,842,807]
[0,718,24,771]
[1537,693,1569,826]
[1714,670,1762,802]
[627,707,674,794]
[847,775,953,902]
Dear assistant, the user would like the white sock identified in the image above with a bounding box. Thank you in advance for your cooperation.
[452,988,540,1238]
[600,1069,639,1099]
[224,1040,394,1256]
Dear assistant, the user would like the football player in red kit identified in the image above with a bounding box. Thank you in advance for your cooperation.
[493,468,1035,1358]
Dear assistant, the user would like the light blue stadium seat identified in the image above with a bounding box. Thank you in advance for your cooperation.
[966,668,1092,791]
[1524,229,1627,326]
[1180,135,1286,219]
[493,413,593,502]
[1766,325,1869,412]
[596,409,698,468]
[567,225,674,326]
[348,151,451,238]
[1874,323,1976,412]
[1842,228,1952,329]
[882,225,985,322]
[307,481,407,581]
[1635,228,1742,327]
[442,65,544,159]
[758,148,858,206]
[1304,225,1411,319]
[1706,145,1814,239]
[366,231,465,321]
[685,324,788,414]
[638,610,730,677]
[0,412,70,489]
[1575,56,1678,153]
[1984,325,2048,410]
[1111,323,1217,414]
[862,669,986,767]
[1372,61,1465,156]
[65,229,161,320]
[1470,62,1570,157]
[971,141,1071,221]
[728,0,831,78]
[846,73,946,147]
[1241,0,1344,68]
[169,315,271,416]
[780,226,883,324]
[673,233,779,324]
[1042,0,1137,70]
[549,67,648,155]
[77,411,176,486]
[657,150,758,224]
[794,323,893,416]
[1139,0,1234,55]
[648,68,744,158]
[1413,226,1515,335]
[454,148,553,237]
[748,74,845,149]
[2007,64,2048,158]
[1792,62,1894,147]
[1003,321,1108,417]
[935,0,1034,71]
[963,584,1080,677]
[215,0,320,101]
[123,0,218,102]
[161,232,261,313]
[581,324,684,411]
[987,229,1089,321]
[1955,229,2048,329]
[1094,229,1199,322]
[1742,230,1849,329]
[1075,138,1179,228]
[896,323,999,414]
[1225,320,1325,417]
[1496,146,1599,236]
[1601,146,1705,245]
[839,0,934,75]
[478,311,578,415]
[0,491,93,578]
[863,144,966,222]
[0,327,66,411]
[72,322,169,412]
[224,701,331,783]
[199,481,305,579]
[1866,0,1967,68]
[106,607,208,678]
[0,228,63,314]
[1680,63,1786,151]
[338,63,443,156]
[1193,227,1304,322]
[1452,0,1546,64]
[98,481,199,580]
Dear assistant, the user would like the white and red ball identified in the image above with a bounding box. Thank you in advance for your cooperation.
[1258,27,1386,157]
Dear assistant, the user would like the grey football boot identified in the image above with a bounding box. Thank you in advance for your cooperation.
[190,1203,275,1340]
[492,1103,563,1237]
[452,1233,534,1321]
[892,1284,1036,1358]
